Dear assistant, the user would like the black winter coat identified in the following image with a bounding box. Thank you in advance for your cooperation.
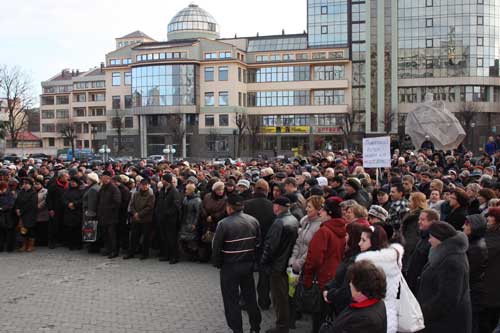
[155,185,182,228]
[405,230,431,295]
[446,206,468,230]
[325,254,357,315]
[0,191,15,229]
[331,299,387,333]
[401,209,422,271]
[244,193,274,242]
[97,183,121,226]
[482,227,500,307]
[15,189,37,228]
[260,210,299,273]
[417,232,472,333]
[465,214,488,308]
[117,183,131,225]
[62,186,83,227]
[46,180,67,223]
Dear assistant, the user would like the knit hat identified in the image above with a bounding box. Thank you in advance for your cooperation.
[273,196,291,207]
[368,205,389,222]
[317,176,328,187]
[237,179,250,189]
[187,176,199,185]
[212,181,225,192]
[429,222,457,241]
[345,178,361,191]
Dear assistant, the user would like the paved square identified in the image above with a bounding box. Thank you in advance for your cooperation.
[0,249,312,332]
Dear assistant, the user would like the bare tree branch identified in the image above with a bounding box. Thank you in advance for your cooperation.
[0,65,34,148]
[60,123,77,160]
[235,112,248,157]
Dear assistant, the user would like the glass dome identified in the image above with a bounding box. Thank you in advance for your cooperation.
[167,4,220,40]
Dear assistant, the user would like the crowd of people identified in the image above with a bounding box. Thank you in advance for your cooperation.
[0,143,500,333]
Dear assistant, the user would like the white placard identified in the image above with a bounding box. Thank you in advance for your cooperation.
[363,136,391,168]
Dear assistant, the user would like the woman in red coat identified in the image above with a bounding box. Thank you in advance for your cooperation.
[303,196,347,333]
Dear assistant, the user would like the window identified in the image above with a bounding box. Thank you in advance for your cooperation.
[94,122,106,132]
[321,25,328,34]
[112,72,121,86]
[219,52,231,59]
[248,90,309,107]
[426,39,433,48]
[123,58,132,65]
[110,59,121,65]
[41,96,54,105]
[89,108,105,117]
[111,117,122,129]
[219,114,229,127]
[124,72,132,85]
[321,5,328,14]
[313,65,345,80]
[205,52,217,60]
[426,0,433,6]
[125,95,132,108]
[74,108,85,117]
[89,93,105,102]
[238,92,242,106]
[426,18,433,27]
[477,0,483,4]
[112,96,121,109]
[477,16,483,25]
[238,68,242,82]
[124,117,133,128]
[313,90,345,105]
[218,66,228,81]
[56,109,69,119]
[477,58,484,67]
[205,67,214,81]
[477,37,483,46]
[74,93,86,102]
[41,110,54,119]
[205,115,214,127]
[219,91,229,106]
[56,96,69,104]
[205,92,214,106]
[48,138,55,146]
[42,124,55,132]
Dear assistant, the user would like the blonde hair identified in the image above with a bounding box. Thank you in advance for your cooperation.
[306,195,325,211]
[352,204,368,218]
[410,192,428,211]
[185,183,196,193]
[430,179,443,193]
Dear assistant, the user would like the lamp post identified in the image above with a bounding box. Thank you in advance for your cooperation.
[99,144,111,163]
[232,129,237,158]
[162,144,176,162]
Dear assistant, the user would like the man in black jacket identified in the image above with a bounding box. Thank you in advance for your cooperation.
[156,173,182,264]
[46,170,69,248]
[244,179,274,310]
[212,194,262,333]
[97,171,122,258]
[405,208,439,294]
[261,196,299,333]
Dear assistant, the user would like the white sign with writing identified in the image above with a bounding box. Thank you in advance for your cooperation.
[363,136,391,168]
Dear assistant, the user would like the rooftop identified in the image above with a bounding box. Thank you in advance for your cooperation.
[118,30,154,40]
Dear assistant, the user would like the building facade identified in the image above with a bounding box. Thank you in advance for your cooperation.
[40,1,500,157]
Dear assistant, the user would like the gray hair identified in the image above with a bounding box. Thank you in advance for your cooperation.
[58,170,69,178]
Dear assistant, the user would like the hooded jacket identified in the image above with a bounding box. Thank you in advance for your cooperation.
[303,217,346,289]
[465,214,488,308]
[417,232,472,333]
[356,243,404,333]
[288,215,322,273]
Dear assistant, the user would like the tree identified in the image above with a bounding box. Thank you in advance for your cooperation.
[340,107,360,150]
[456,102,482,150]
[246,115,261,156]
[235,112,248,157]
[111,109,124,154]
[167,114,185,157]
[60,123,77,160]
[0,65,34,148]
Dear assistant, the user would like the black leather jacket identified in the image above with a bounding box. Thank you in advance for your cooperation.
[260,210,299,273]
[212,211,261,267]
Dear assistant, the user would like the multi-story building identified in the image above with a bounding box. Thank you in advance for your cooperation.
[39,1,500,157]
[101,3,352,158]
[40,67,108,154]
[344,0,500,149]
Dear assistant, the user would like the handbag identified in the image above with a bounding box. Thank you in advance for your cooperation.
[201,230,214,244]
[318,314,335,333]
[295,276,322,314]
[82,218,98,242]
[397,273,425,332]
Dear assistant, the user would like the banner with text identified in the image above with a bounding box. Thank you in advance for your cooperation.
[362,136,391,168]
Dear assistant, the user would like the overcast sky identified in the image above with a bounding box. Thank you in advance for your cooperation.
[0,0,306,101]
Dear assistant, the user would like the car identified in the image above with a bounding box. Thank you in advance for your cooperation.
[29,153,50,159]
[147,155,166,162]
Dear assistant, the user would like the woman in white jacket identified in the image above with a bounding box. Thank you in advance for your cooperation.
[356,225,404,333]
[288,195,324,328]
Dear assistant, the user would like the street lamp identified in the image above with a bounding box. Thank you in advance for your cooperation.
[99,144,111,163]
[162,144,176,162]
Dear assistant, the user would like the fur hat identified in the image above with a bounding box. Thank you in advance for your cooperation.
[429,222,457,241]
[212,181,225,192]
[86,172,99,184]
